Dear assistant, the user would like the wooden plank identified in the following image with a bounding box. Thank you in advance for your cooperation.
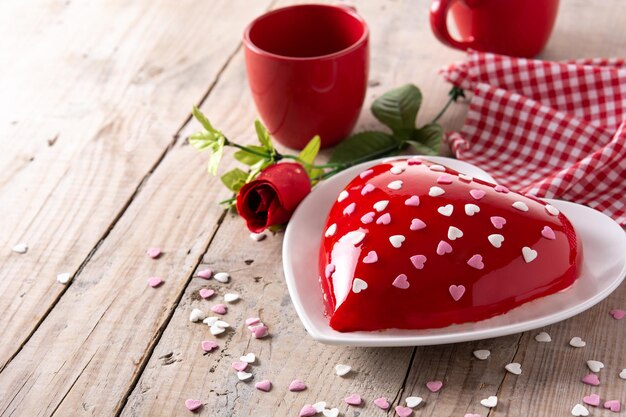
[0,0,274,371]
[119,0,470,416]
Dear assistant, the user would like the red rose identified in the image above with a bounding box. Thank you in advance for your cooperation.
[236,162,311,233]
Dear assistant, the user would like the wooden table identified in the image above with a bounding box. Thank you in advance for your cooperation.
[1,1,625,416]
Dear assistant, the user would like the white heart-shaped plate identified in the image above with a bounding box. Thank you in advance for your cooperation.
[282,156,626,346]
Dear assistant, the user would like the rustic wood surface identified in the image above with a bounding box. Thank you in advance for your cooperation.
[0,0,624,416]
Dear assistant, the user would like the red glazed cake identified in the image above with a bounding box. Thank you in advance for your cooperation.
[318,158,582,332]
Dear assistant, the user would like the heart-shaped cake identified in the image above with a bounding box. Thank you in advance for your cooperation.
[318,158,582,332]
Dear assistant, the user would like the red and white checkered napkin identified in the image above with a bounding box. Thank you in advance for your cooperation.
[440,52,626,225]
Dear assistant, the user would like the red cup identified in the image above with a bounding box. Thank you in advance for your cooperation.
[429,0,559,58]
[243,4,369,150]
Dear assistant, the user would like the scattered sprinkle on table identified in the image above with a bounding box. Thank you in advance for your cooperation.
[200,340,218,352]
[426,380,443,393]
[405,396,422,408]
[240,353,256,363]
[199,288,215,299]
[374,397,390,410]
[184,399,202,412]
[197,269,212,279]
[11,243,28,254]
[535,331,552,342]
[189,308,206,322]
[505,362,522,375]
[146,247,161,259]
[57,272,72,284]
[147,276,163,288]
[395,405,413,417]
[610,309,626,320]
[236,371,253,381]
[299,405,317,417]
[289,379,307,391]
[480,396,497,408]
[213,272,230,283]
[334,364,351,376]
[473,349,490,360]
[255,379,271,392]
[586,360,604,372]
[223,293,240,303]
[250,232,266,241]
[571,403,589,416]
[581,374,600,386]
[569,337,586,348]
[344,394,362,406]
[210,304,227,315]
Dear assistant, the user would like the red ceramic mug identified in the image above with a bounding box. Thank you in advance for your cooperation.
[430,0,560,58]
[243,4,369,150]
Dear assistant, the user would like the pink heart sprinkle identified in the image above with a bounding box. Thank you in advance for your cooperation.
[147,277,163,288]
[251,325,269,338]
[376,213,392,225]
[361,183,376,195]
[490,216,506,229]
[344,394,362,405]
[361,212,375,224]
[426,380,443,393]
[211,304,227,315]
[408,157,422,165]
[437,174,454,184]
[604,400,621,412]
[582,374,600,386]
[395,405,413,417]
[610,309,626,320]
[197,269,212,279]
[232,361,248,371]
[436,240,452,255]
[184,399,202,412]
[359,169,374,179]
[147,247,162,259]
[449,285,466,301]
[343,202,356,216]
[465,414,481,417]
[405,195,420,206]
[363,251,378,264]
[288,379,307,392]
[469,189,486,200]
[467,254,484,270]
[410,218,427,231]
[410,254,427,269]
[325,264,335,278]
[199,289,215,299]
[245,317,261,326]
[583,394,600,407]
[201,340,218,352]
[392,274,410,289]
[494,184,509,193]
[299,405,317,417]
[255,379,272,392]
[374,397,390,410]
[541,226,556,240]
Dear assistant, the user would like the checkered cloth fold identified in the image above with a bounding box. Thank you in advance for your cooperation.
[440,52,626,225]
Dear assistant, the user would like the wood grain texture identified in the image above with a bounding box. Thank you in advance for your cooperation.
[0,0,273,372]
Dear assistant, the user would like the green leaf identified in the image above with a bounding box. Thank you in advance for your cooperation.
[329,131,401,164]
[220,168,248,192]
[207,135,226,175]
[192,106,219,134]
[406,123,443,156]
[371,84,422,133]
[233,145,268,166]
[246,159,272,182]
[254,120,274,153]
[188,131,219,151]
[298,135,321,166]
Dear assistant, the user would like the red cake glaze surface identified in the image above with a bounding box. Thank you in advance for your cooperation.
[318,158,582,332]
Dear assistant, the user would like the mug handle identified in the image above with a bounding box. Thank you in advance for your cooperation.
[429,0,478,51]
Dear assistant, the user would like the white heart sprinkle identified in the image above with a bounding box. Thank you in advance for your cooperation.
[465,203,480,216]
[345,231,366,245]
[214,320,230,328]
[429,164,445,172]
[210,325,225,335]
[480,396,498,408]
[240,353,256,363]
[458,174,473,182]
[488,234,504,248]
[447,226,463,240]
[586,360,604,373]
[374,200,389,212]
[11,243,28,254]
[390,165,405,175]
[312,402,327,413]
[389,235,405,248]
[619,369,626,380]
[322,408,339,417]
[473,349,491,360]
[335,364,351,376]
[569,337,586,348]
[388,180,403,190]
[522,247,537,263]
[337,190,349,202]
[405,396,423,408]
[189,308,206,322]
[56,273,72,284]
[505,362,522,375]
[512,201,529,212]
[224,293,240,303]
[571,403,589,416]
[325,224,337,237]
[534,331,552,343]
[214,272,230,283]
[236,371,253,381]
[545,204,560,216]
[437,204,453,216]
[429,186,445,197]
[352,278,368,293]
[249,232,266,241]
[203,316,218,326]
